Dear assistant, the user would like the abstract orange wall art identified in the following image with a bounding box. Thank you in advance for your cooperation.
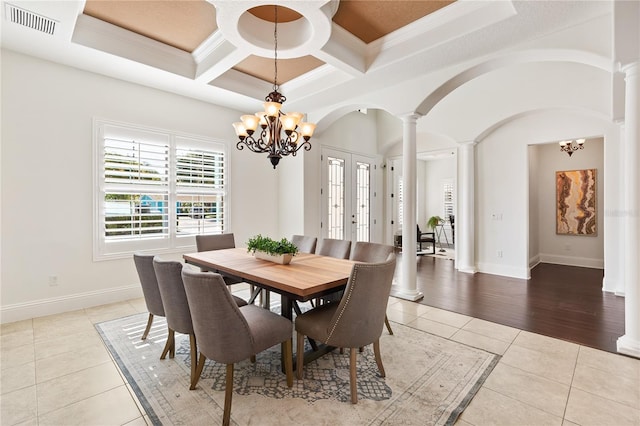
[556,169,597,235]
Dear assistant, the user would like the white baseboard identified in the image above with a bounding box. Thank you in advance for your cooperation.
[1,285,143,324]
[476,262,530,279]
[529,254,541,269]
[538,253,603,269]
[617,335,640,359]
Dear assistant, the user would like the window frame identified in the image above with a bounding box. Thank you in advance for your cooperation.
[93,118,230,261]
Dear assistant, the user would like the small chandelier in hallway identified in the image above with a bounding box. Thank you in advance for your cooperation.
[559,139,585,157]
[232,5,316,169]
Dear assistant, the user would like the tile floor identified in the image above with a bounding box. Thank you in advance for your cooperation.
[2,291,639,425]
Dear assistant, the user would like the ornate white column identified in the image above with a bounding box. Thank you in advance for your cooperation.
[457,141,477,273]
[618,61,640,358]
[390,113,424,301]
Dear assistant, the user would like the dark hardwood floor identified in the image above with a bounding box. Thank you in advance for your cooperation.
[406,255,625,353]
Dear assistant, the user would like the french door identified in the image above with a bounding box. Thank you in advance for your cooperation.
[321,148,376,242]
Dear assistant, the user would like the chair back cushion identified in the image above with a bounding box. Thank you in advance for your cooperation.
[291,235,317,254]
[349,242,394,263]
[181,268,254,364]
[152,258,193,335]
[326,253,397,348]
[133,254,165,317]
[316,238,351,259]
[195,233,235,252]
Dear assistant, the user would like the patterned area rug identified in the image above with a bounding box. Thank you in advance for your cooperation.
[425,248,455,261]
[96,313,498,426]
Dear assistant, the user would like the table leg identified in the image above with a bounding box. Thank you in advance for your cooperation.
[247,286,262,305]
[280,294,334,372]
[280,295,293,373]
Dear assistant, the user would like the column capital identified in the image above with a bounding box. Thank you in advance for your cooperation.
[398,112,422,123]
[621,61,639,76]
[458,140,478,147]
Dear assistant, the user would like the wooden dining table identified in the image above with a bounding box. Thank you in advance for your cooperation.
[183,247,356,367]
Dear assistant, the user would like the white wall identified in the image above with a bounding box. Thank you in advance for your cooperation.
[278,150,304,241]
[528,145,540,266]
[1,50,280,322]
[320,110,379,155]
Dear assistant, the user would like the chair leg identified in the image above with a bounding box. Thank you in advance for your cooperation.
[349,348,358,404]
[373,339,386,378]
[191,353,206,390]
[188,334,199,390]
[250,355,256,363]
[223,364,234,426]
[296,332,305,380]
[384,314,394,335]
[141,313,154,340]
[160,327,174,360]
[283,338,293,387]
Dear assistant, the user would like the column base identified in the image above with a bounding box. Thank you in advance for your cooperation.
[617,335,640,359]
[390,285,424,301]
[458,266,477,274]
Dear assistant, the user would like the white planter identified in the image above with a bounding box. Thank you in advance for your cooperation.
[254,251,293,265]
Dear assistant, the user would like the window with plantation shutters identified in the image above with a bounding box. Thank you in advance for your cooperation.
[175,142,225,235]
[94,119,228,260]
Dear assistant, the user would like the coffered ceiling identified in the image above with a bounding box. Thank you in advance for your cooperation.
[1,1,612,119]
[72,0,458,103]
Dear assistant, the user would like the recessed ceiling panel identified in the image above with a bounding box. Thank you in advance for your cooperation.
[248,5,303,23]
[83,0,217,52]
[333,0,455,44]
[232,55,325,85]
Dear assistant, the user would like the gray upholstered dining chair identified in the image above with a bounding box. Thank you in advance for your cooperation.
[181,268,294,426]
[316,238,352,259]
[291,234,317,254]
[152,258,202,390]
[349,241,394,263]
[195,233,248,307]
[314,238,352,305]
[133,253,166,342]
[195,232,236,253]
[349,241,396,335]
[295,253,396,404]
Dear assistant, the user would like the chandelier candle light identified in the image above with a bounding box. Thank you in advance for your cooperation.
[233,5,315,169]
[559,138,585,157]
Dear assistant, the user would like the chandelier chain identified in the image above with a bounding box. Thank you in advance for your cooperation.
[273,5,278,91]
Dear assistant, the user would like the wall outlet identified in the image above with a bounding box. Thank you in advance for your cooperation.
[48,276,58,286]
[497,250,503,258]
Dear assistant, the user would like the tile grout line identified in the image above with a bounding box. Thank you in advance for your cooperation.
[561,345,582,425]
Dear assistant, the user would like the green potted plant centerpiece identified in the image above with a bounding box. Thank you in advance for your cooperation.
[246,234,299,265]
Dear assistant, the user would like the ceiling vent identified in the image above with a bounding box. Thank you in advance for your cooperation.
[5,3,57,35]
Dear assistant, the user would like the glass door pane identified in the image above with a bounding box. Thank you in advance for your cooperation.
[355,161,370,241]
[327,156,345,239]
